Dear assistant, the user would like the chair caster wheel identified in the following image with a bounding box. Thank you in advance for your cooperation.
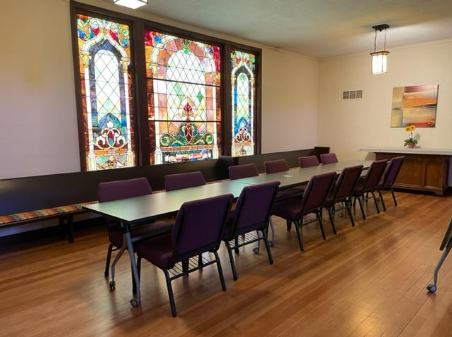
[253,248,259,254]
[109,281,115,291]
[427,284,437,293]
[130,299,139,307]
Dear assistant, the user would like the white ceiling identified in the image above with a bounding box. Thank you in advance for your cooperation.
[131,0,452,58]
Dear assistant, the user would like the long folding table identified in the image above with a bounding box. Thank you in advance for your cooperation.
[84,159,373,307]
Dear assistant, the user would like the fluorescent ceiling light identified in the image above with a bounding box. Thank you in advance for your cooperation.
[113,0,148,9]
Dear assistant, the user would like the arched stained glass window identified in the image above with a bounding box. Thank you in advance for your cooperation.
[76,14,135,171]
[231,50,256,157]
[144,30,222,164]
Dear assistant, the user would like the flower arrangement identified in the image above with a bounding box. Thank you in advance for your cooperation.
[404,125,417,148]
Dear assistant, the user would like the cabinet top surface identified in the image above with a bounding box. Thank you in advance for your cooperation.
[360,147,452,156]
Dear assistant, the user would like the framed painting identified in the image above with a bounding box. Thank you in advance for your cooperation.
[390,84,439,128]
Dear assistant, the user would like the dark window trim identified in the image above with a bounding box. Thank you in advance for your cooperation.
[70,0,262,170]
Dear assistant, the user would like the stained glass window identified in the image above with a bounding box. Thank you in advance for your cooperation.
[144,30,222,164]
[76,14,135,170]
[231,50,256,157]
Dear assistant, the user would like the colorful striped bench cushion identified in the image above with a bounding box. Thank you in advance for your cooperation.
[0,202,94,225]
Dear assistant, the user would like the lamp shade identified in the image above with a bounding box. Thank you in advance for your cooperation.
[371,51,389,74]
[113,0,147,9]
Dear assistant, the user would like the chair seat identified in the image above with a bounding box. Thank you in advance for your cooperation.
[272,197,304,220]
[222,216,262,241]
[276,186,305,201]
[135,233,173,269]
[109,221,173,248]
[353,179,365,195]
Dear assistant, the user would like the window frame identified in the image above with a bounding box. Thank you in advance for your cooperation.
[70,0,261,171]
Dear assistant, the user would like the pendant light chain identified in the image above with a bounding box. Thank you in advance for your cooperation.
[374,29,378,52]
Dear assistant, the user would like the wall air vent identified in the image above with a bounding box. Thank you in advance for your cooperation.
[343,90,363,100]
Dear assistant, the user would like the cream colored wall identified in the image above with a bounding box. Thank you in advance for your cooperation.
[0,0,319,179]
[318,39,452,161]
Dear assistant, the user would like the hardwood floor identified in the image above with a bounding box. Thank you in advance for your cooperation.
[1,192,452,337]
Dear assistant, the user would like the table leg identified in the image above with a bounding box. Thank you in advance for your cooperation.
[110,239,127,289]
[269,217,275,247]
[122,222,141,307]
[427,244,452,293]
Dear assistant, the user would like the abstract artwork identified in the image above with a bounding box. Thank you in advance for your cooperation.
[390,84,439,128]
[76,14,136,171]
[144,30,221,164]
[231,50,256,157]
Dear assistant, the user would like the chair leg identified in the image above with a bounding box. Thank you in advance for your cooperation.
[213,251,227,292]
[234,236,239,254]
[327,207,337,235]
[263,230,274,265]
[317,212,327,240]
[182,260,189,276]
[378,190,387,211]
[356,195,366,220]
[163,269,177,317]
[371,191,380,214]
[286,219,292,232]
[225,241,238,281]
[294,220,304,252]
[346,199,356,227]
[104,243,113,277]
[391,188,398,206]
[198,254,203,269]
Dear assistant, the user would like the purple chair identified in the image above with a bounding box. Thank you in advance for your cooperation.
[222,182,280,280]
[229,163,259,180]
[324,165,364,233]
[353,159,388,220]
[165,171,206,191]
[135,194,233,317]
[377,156,404,211]
[320,153,339,165]
[264,159,304,201]
[299,155,320,168]
[98,178,173,278]
[264,159,290,174]
[273,172,336,251]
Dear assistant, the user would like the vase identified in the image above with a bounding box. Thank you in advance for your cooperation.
[408,142,415,148]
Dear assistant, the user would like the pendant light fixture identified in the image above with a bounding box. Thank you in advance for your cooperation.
[113,0,148,9]
[371,24,390,74]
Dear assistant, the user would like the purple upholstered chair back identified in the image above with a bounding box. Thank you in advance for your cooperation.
[331,165,363,202]
[320,153,339,165]
[171,194,233,264]
[230,182,280,236]
[382,157,404,187]
[98,177,152,203]
[363,159,388,190]
[264,159,289,174]
[229,163,259,180]
[301,172,336,213]
[299,155,320,168]
[165,171,206,191]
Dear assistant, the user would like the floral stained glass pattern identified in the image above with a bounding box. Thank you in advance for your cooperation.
[76,14,135,171]
[231,50,256,157]
[145,30,221,164]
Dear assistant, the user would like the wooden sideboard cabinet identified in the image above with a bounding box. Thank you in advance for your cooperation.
[361,148,451,196]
